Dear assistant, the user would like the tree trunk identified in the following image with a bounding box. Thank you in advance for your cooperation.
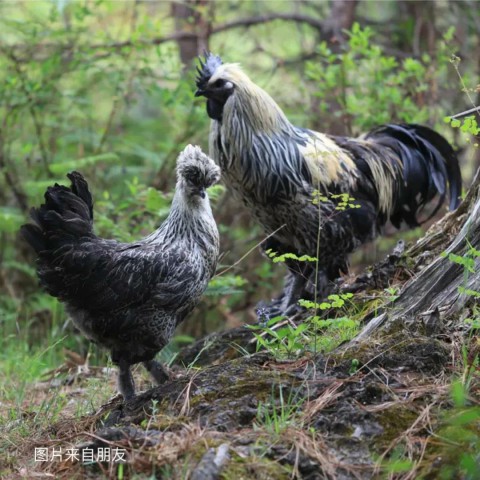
[322,0,358,51]
[171,0,212,69]
[311,0,358,136]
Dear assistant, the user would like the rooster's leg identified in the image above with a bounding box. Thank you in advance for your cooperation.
[256,269,306,321]
[256,271,293,321]
[117,359,135,401]
[280,271,307,314]
[305,268,332,300]
[144,359,170,385]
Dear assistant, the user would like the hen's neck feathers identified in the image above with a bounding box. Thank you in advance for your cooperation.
[145,182,218,250]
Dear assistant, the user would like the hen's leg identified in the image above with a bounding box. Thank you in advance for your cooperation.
[117,359,135,401]
[143,359,170,385]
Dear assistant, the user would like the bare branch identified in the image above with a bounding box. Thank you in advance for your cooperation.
[450,106,480,120]
[213,13,325,34]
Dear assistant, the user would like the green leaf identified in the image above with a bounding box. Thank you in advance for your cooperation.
[447,407,480,426]
[446,253,475,273]
[385,459,415,473]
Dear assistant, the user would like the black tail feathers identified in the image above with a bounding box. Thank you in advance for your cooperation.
[67,171,94,219]
[20,171,94,254]
[367,124,462,228]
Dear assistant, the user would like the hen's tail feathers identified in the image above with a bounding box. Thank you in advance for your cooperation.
[20,171,94,254]
[365,124,462,228]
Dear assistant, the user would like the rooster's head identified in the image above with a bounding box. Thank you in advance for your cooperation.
[195,53,249,121]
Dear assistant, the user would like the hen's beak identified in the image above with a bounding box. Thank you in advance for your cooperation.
[198,187,206,199]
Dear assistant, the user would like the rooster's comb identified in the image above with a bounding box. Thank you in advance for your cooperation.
[195,52,223,90]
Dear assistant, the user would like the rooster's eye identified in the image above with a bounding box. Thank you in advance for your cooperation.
[213,79,225,88]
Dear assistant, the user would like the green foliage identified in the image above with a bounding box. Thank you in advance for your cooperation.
[248,316,308,359]
[430,382,480,480]
[0,207,25,234]
[383,286,399,302]
[442,247,480,391]
[442,247,480,275]
[306,23,454,133]
[419,244,479,479]
[349,358,360,375]
[311,190,361,210]
[311,189,329,204]
[206,274,247,296]
[442,251,476,273]
[265,249,317,264]
[249,292,359,359]
[330,193,361,211]
[445,115,480,137]
[299,292,354,310]
[255,385,304,435]
[48,153,120,176]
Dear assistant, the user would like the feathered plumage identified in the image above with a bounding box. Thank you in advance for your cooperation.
[195,53,462,314]
[21,145,220,399]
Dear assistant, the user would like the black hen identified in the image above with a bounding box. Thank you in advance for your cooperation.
[195,54,462,314]
[21,145,220,399]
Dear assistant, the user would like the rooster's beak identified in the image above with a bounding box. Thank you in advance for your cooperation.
[194,89,205,97]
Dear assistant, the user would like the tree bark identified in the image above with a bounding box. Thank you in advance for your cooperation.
[322,0,358,51]
[311,0,359,136]
[171,0,212,69]
[353,168,480,342]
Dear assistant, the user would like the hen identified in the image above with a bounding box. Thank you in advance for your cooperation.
[21,145,220,399]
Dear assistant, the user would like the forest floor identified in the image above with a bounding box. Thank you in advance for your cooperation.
[1,206,479,480]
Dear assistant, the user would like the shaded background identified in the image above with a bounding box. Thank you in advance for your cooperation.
[0,0,479,367]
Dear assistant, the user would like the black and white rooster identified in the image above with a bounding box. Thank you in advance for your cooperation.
[195,53,462,315]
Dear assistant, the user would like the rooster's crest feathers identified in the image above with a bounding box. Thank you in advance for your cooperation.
[196,52,223,90]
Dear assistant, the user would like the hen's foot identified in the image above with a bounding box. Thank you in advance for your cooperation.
[143,359,170,385]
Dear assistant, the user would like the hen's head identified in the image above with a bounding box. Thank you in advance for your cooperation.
[176,145,221,199]
[195,52,251,121]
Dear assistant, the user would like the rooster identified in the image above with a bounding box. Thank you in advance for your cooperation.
[195,53,462,315]
[21,145,220,399]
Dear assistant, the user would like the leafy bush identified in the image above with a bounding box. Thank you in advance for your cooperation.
[306,23,456,134]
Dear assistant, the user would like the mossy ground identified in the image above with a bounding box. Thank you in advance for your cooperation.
[1,319,478,479]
